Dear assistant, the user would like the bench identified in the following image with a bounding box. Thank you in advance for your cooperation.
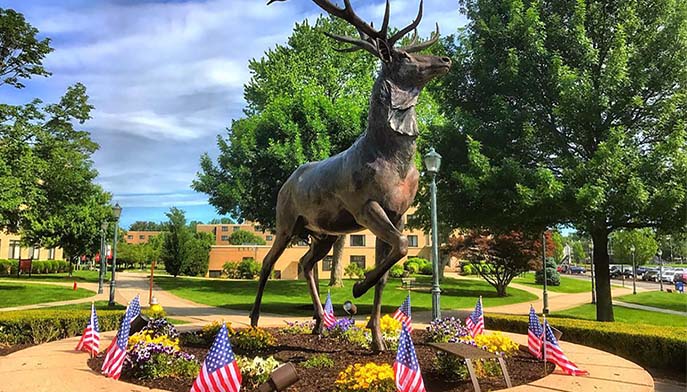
[429,342,512,392]
[401,277,416,289]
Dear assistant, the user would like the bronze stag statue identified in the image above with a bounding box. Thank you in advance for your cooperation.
[251,0,451,351]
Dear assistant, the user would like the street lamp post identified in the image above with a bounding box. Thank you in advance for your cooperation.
[542,231,549,315]
[98,221,109,294]
[590,242,596,304]
[658,249,663,292]
[631,245,636,295]
[424,147,442,321]
[109,203,122,307]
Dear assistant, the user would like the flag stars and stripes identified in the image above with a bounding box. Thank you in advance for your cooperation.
[191,323,242,392]
[392,294,413,332]
[527,305,543,359]
[465,296,484,337]
[322,291,337,329]
[394,324,426,392]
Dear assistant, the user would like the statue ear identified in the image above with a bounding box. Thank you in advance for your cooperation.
[385,80,419,136]
[376,39,392,64]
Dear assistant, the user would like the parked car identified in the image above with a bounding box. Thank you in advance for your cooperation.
[671,268,686,283]
[634,266,648,276]
[660,268,677,282]
[569,265,586,274]
[642,269,659,282]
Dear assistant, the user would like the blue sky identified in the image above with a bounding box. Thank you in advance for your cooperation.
[4,0,467,229]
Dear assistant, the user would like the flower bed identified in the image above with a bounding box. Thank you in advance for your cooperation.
[88,317,553,392]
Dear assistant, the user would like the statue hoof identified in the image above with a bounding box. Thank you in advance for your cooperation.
[352,280,369,298]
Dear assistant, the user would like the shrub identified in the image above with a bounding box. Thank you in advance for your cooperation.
[344,263,364,279]
[388,264,404,278]
[222,261,240,278]
[404,261,420,274]
[302,353,334,368]
[433,352,469,381]
[238,258,260,279]
[335,363,395,392]
[535,258,560,286]
[0,309,124,344]
[485,314,687,374]
[0,259,13,276]
[419,263,433,275]
[232,328,275,352]
[236,356,280,389]
[461,263,475,275]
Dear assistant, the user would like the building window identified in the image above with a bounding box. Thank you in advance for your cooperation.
[29,246,40,260]
[139,235,145,240]
[127,235,133,240]
[322,256,333,271]
[221,235,229,241]
[48,248,55,260]
[221,226,228,232]
[405,214,414,224]
[254,225,262,232]
[350,235,366,247]
[408,235,418,248]
[233,226,241,232]
[350,255,366,269]
[9,240,20,259]
[266,235,273,241]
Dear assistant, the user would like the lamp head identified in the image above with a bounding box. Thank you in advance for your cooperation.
[630,245,636,253]
[423,147,442,174]
[343,301,357,315]
[112,202,122,220]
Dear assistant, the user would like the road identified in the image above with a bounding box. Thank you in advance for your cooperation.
[563,272,669,292]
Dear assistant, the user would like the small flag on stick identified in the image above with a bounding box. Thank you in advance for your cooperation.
[465,296,484,337]
[322,291,337,328]
[101,301,136,379]
[543,319,589,376]
[392,294,413,333]
[527,305,543,359]
[190,323,242,392]
[75,302,100,357]
[394,324,426,392]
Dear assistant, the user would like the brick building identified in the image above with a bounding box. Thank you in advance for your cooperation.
[0,231,64,261]
[199,210,432,279]
[124,231,161,244]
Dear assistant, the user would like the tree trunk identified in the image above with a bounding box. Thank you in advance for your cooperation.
[592,228,614,321]
[329,236,345,287]
[496,284,507,297]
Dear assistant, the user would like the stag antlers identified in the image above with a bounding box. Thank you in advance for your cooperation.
[268,0,440,59]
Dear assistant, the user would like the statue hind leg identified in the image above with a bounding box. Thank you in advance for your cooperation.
[249,217,298,327]
[301,235,339,335]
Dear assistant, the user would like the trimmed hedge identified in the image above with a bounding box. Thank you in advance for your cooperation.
[0,259,69,275]
[485,313,687,374]
[0,308,125,344]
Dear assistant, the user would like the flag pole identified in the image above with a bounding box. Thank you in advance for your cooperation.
[542,314,547,375]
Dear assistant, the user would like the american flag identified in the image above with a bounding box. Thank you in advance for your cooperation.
[465,296,484,337]
[75,302,100,356]
[322,291,337,328]
[527,305,543,359]
[128,295,141,320]
[101,301,135,379]
[392,294,413,333]
[191,323,242,392]
[394,324,426,392]
[542,320,589,376]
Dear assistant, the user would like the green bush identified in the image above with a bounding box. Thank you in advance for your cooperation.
[302,353,334,368]
[0,309,125,344]
[344,263,364,279]
[535,258,560,286]
[223,261,240,278]
[404,261,420,274]
[388,264,405,278]
[0,259,14,275]
[238,258,260,279]
[485,313,687,374]
[419,263,433,275]
[405,257,430,273]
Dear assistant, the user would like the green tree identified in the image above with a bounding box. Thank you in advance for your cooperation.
[0,8,52,88]
[160,207,191,277]
[424,0,687,321]
[129,221,163,231]
[551,231,565,262]
[182,231,214,276]
[0,9,111,257]
[611,229,658,266]
[571,241,588,264]
[208,217,234,225]
[228,229,266,245]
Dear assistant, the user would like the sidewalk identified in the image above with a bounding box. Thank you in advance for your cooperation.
[614,301,687,316]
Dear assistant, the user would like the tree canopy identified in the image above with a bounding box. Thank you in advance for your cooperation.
[0,8,112,257]
[610,228,658,266]
[419,0,687,321]
[229,229,266,245]
[129,221,164,231]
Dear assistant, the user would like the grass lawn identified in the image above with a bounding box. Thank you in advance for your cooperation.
[0,270,103,283]
[551,304,687,327]
[155,275,537,316]
[0,281,95,308]
[512,272,593,293]
[616,291,687,313]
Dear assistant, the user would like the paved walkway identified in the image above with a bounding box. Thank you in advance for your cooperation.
[613,301,687,316]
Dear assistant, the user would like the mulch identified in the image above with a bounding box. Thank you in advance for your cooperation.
[0,343,32,357]
[88,328,554,391]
